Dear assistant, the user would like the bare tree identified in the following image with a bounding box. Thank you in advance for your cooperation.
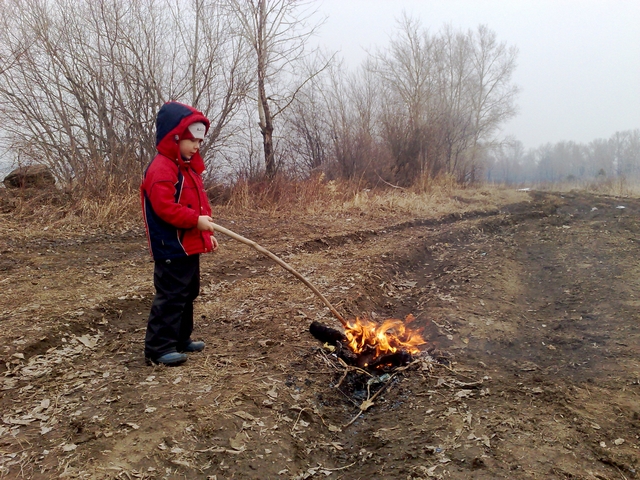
[486,137,524,183]
[226,0,328,179]
[368,17,519,185]
[290,61,382,182]
[464,25,519,182]
[587,138,614,177]
[370,15,437,185]
[275,17,520,187]
[433,25,475,177]
[0,0,249,194]
[612,130,640,178]
[166,0,252,150]
[286,87,328,173]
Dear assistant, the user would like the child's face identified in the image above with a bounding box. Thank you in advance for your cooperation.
[179,138,203,160]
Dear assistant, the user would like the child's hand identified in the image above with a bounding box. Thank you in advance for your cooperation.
[197,215,215,232]
[211,236,219,252]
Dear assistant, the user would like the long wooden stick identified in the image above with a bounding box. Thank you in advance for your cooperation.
[211,222,347,327]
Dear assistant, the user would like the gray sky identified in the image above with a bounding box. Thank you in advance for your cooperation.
[313,0,640,150]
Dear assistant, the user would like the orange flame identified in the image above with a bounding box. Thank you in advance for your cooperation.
[343,314,426,359]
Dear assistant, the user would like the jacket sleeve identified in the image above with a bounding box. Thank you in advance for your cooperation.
[144,167,199,229]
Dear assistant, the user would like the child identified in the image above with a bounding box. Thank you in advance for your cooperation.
[141,101,219,366]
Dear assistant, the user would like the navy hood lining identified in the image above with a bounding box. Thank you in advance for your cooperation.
[156,102,197,146]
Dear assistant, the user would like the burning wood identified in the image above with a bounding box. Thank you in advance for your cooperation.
[310,314,426,370]
[355,349,413,370]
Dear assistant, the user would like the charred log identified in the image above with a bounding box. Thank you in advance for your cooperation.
[309,321,357,365]
[335,342,358,365]
[367,350,412,370]
[309,321,346,344]
[351,348,412,369]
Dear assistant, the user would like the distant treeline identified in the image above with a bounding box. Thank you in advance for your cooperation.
[486,129,640,184]
[0,0,519,194]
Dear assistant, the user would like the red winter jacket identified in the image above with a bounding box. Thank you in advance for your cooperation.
[141,102,214,260]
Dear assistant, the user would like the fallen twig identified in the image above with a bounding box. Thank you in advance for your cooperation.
[432,362,479,381]
[291,407,309,433]
[320,461,357,471]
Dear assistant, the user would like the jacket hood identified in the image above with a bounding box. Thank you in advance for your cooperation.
[155,101,210,173]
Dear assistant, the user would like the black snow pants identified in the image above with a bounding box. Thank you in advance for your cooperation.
[144,254,200,360]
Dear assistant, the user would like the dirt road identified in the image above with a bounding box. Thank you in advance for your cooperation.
[1,190,638,479]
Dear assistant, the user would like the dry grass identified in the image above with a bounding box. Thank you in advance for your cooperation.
[534,177,640,198]
[341,183,527,218]
[0,179,534,240]
[218,175,529,219]
[221,175,331,212]
[0,186,141,239]
[3,173,639,239]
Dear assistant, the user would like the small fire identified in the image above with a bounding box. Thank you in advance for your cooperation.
[343,314,426,361]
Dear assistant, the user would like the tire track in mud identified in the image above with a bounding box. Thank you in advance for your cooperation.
[294,198,556,254]
[200,195,563,360]
[207,194,560,282]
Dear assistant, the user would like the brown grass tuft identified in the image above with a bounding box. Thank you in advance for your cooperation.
[0,186,141,236]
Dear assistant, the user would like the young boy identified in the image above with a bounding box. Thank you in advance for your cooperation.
[141,101,219,366]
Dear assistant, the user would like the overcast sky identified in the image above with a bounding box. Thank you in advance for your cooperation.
[312,0,640,150]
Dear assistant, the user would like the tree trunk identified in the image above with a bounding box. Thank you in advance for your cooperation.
[256,0,276,179]
[262,123,275,178]
[257,67,276,178]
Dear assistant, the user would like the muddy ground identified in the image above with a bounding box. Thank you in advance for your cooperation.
[1,189,639,479]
